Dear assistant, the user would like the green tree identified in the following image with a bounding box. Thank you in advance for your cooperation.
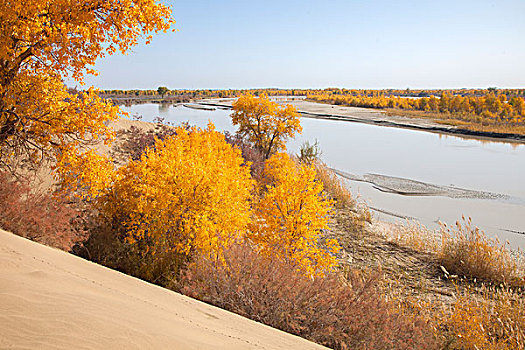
[157,86,169,98]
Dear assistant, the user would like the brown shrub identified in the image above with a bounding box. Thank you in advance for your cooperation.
[439,217,524,286]
[73,214,188,288]
[313,162,356,209]
[181,243,440,350]
[117,124,179,161]
[224,131,265,182]
[0,171,82,250]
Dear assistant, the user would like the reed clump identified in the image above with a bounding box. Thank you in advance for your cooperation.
[439,217,524,287]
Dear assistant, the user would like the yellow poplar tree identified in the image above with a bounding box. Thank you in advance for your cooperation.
[231,94,302,159]
[249,152,340,276]
[97,124,254,261]
[0,0,174,171]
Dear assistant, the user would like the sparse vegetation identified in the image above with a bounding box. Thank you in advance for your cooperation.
[439,217,523,286]
[297,139,322,165]
[0,171,82,250]
[372,217,525,349]
[313,162,355,208]
[181,243,440,350]
[383,221,440,254]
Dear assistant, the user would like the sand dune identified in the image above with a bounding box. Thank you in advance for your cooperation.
[0,230,326,349]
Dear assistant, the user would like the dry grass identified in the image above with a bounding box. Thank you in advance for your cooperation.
[376,217,524,287]
[441,286,525,350]
[0,171,83,251]
[382,221,440,254]
[181,243,440,350]
[313,162,371,234]
[386,283,525,350]
[313,161,355,209]
[371,217,525,348]
[439,217,524,287]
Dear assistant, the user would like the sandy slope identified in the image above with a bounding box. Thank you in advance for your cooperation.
[0,230,326,350]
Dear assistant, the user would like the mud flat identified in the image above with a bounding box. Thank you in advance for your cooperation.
[183,103,217,111]
[333,169,510,201]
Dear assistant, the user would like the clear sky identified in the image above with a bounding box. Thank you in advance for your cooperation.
[78,0,525,90]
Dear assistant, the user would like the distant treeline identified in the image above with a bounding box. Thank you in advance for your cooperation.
[98,87,525,133]
[99,88,306,102]
[308,91,525,127]
[100,87,525,100]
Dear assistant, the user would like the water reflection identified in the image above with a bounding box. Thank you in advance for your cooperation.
[437,133,523,150]
[158,103,170,116]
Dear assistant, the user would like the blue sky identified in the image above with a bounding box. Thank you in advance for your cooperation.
[78,0,525,90]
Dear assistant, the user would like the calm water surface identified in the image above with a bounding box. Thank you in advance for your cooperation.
[121,104,525,248]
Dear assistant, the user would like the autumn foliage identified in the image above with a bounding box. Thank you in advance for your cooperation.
[249,152,339,276]
[0,0,174,171]
[309,91,525,133]
[66,120,340,280]
[231,94,302,159]
[78,125,253,270]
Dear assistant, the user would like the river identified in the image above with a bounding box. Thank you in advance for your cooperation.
[120,103,525,249]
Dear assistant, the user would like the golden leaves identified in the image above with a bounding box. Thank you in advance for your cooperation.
[231,94,302,159]
[93,124,254,259]
[1,0,173,174]
[308,91,525,130]
[1,71,119,169]
[248,152,339,277]
[0,0,174,82]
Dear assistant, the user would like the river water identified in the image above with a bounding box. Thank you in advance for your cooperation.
[121,103,525,249]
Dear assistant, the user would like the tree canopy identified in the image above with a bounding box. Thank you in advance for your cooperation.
[231,94,302,159]
[157,86,169,97]
[0,0,174,171]
[249,152,339,276]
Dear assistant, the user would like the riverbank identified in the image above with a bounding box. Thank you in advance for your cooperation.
[0,118,439,349]
[3,117,524,349]
[194,98,525,144]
